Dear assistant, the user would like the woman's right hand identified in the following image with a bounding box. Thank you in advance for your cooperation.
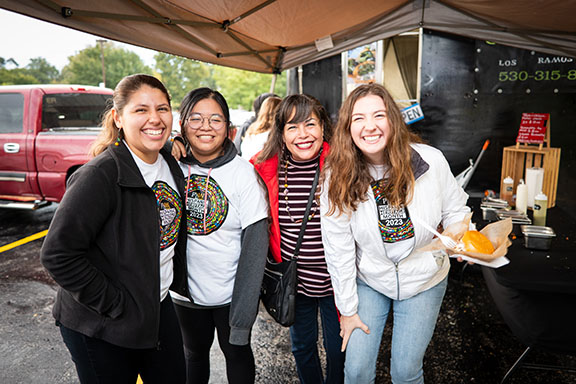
[171,138,186,160]
[340,313,370,352]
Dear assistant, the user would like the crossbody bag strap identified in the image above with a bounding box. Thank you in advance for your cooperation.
[292,165,320,260]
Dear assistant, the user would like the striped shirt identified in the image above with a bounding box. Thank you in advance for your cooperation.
[279,154,333,297]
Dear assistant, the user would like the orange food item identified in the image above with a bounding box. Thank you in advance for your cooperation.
[461,230,494,254]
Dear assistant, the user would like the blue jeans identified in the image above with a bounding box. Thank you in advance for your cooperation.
[344,277,448,384]
[290,294,345,384]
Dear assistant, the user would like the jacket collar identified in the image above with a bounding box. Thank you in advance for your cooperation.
[254,141,330,183]
[109,141,180,188]
[411,147,429,180]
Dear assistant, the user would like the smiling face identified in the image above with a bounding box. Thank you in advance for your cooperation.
[184,97,227,163]
[282,110,323,161]
[113,84,172,164]
[350,94,390,165]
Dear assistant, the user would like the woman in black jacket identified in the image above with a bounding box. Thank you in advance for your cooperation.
[41,74,189,383]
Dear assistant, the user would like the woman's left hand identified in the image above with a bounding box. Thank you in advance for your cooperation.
[339,313,370,352]
[171,139,186,160]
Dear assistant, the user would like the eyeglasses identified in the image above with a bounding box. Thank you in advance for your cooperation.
[186,113,227,130]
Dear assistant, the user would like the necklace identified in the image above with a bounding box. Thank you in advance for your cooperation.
[282,157,318,223]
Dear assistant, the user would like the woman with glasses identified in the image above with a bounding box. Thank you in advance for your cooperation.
[169,87,269,384]
[251,94,345,384]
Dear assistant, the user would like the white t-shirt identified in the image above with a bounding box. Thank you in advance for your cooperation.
[368,163,415,264]
[174,156,268,306]
[240,131,270,161]
[127,145,181,302]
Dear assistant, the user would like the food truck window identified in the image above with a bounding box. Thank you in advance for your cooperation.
[343,30,420,109]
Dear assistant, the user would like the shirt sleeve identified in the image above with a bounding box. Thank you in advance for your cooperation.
[319,176,360,317]
[229,218,268,345]
[436,153,471,227]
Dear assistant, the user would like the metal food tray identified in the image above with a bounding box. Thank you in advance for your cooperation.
[482,197,509,209]
[520,225,556,237]
[496,210,532,224]
[520,225,556,250]
[480,206,499,221]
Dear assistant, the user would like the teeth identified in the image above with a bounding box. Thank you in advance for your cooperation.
[295,142,313,149]
[364,135,380,143]
[144,129,163,136]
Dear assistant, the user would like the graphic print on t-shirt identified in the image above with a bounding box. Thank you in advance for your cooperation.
[371,180,414,243]
[152,181,182,250]
[185,174,228,235]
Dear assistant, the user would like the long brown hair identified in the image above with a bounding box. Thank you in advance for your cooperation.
[89,74,171,157]
[255,94,332,164]
[325,83,422,215]
[245,96,281,136]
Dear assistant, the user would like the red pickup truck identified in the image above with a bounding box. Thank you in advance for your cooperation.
[0,85,113,209]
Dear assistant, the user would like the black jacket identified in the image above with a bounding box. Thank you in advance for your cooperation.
[41,142,189,349]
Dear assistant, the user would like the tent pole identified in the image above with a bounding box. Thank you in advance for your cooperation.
[270,73,277,93]
[298,66,303,94]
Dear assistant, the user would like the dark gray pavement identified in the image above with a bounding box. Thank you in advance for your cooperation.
[1,204,575,383]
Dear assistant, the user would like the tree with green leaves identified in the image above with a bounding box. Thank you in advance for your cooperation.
[154,53,214,108]
[0,57,44,85]
[25,58,59,83]
[60,42,152,88]
[212,66,286,110]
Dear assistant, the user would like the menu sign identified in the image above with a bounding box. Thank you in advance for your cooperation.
[516,113,549,144]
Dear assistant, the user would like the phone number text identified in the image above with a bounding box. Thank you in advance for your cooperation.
[498,70,576,82]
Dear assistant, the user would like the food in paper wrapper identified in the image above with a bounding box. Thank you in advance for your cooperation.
[417,213,512,262]
[459,230,495,254]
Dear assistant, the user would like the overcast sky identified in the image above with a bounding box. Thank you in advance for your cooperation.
[0,8,157,70]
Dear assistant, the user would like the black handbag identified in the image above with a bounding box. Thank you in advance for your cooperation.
[261,166,320,327]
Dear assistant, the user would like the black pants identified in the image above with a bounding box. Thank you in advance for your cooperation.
[60,296,185,384]
[173,303,255,384]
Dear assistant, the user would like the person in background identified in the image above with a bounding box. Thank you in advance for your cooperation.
[41,74,188,383]
[320,83,470,384]
[241,96,281,161]
[170,87,269,384]
[251,94,345,384]
[234,92,278,154]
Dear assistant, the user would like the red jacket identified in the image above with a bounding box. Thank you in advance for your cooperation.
[251,142,330,262]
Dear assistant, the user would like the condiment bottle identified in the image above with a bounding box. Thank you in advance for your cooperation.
[515,179,528,214]
[533,191,548,226]
[501,176,514,206]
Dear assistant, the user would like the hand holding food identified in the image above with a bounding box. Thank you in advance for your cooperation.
[416,215,512,262]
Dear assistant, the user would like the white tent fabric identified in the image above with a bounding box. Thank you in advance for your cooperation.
[1,0,575,73]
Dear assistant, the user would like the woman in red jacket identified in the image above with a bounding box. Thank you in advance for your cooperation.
[251,94,344,384]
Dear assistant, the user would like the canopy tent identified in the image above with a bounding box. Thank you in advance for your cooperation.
[1,0,575,73]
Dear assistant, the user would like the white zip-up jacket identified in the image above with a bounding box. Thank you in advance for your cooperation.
[320,144,469,316]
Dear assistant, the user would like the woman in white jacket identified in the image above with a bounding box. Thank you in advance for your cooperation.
[320,83,469,384]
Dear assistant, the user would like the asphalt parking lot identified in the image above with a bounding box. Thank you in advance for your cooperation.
[1,204,575,383]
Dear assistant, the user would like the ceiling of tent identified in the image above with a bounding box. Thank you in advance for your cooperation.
[1,0,575,73]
